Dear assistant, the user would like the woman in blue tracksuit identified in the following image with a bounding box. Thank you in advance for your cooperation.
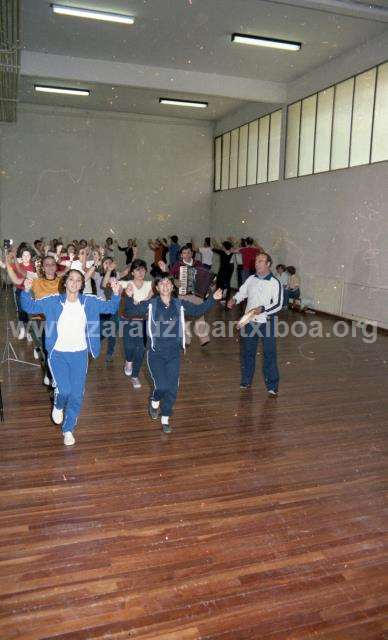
[125,275,222,433]
[21,270,121,446]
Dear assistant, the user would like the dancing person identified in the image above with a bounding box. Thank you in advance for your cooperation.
[228,252,283,397]
[167,245,213,346]
[212,240,234,304]
[98,257,130,362]
[6,254,64,379]
[168,235,180,268]
[118,238,137,265]
[122,259,153,388]
[21,271,122,446]
[104,237,115,259]
[197,237,213,270]
[233,237,263,283]
[0,245,36,341]
[234,238,245,288]
[148,238,168,277]
[125,275,222,433]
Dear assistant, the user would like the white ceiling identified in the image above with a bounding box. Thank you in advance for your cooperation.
[18,75,246,120]
[19,0,388,120]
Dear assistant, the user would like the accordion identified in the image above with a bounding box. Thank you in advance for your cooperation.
[179,265,212,298]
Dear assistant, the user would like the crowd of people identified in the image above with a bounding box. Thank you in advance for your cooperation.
[0,234,301,445]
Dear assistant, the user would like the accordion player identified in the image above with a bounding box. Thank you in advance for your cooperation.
[178,264,212,298]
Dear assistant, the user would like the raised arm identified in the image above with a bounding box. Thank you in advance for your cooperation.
[3,252,24,286]
[95,293,121,315]
[20,279,48,314]
[102,262,116,288]
[182,289,222,317]
[228,278,250,307]
[123,283,150,317]
[85,263,96,282]
[117,265,131,279]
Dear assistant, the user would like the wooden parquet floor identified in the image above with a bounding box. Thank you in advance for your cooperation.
[0,305,387,639]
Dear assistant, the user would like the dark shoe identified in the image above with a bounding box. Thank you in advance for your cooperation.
[267,389,278,398]
[149,400,160,420]
[240,383,250,390]
[105,353,114,363]
[162,423,172,434]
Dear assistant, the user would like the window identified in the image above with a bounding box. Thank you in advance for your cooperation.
[371,61,388,164]
[284,60,388,180]
[214,109,282,191]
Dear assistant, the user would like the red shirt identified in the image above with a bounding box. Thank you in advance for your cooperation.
[239,247,260,271]
[13,262,36,290]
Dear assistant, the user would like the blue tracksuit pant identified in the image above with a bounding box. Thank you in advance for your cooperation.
[48,349,88,432]
[123,320,146,377]
[147,349,180,417]
[100,312,119,357]
[240,318,279,392]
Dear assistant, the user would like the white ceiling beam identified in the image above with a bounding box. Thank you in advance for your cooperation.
[263,0,388,22]
[21,51,287,104]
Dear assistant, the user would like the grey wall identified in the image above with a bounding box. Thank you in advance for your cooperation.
[212,162,388,326]
[212,33,388,327]
[0,104,214,262]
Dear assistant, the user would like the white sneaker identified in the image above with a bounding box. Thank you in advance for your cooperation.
[63,431,75,446]
[52,406,63,425]
[43,375,51,386]
[123,362,133,377]
[18,326,26,340]
[33,348,39,360]
[131,377,142,389]
[26,332,33,343]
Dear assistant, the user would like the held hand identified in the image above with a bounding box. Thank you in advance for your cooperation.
[111,280,122,296]
[213,288,223,301]
[158,260,168,273]
[24,278,33,292]
[227,298,236,309]
[125,282,134,298]
[252,306,264,315]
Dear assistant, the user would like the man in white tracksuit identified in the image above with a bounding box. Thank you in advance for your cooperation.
[228,252,283,396]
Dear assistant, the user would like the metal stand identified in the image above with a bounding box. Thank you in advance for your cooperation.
[1,272,40,368]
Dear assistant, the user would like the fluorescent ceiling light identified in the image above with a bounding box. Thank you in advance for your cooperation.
[35,85,90,96]
[51,4,135,24]
[159,98,208,109]
[231,33,301,51]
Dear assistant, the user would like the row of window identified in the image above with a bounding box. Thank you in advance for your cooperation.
[214,109,282,191]
[285,60,388,178]
[214,60,388,191]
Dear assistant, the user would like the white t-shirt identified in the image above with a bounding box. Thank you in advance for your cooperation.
[54,299,87,352]
[199,247,213,266]
[66,259,94,294]
[278,271,289,287]
[133,280,152,303]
